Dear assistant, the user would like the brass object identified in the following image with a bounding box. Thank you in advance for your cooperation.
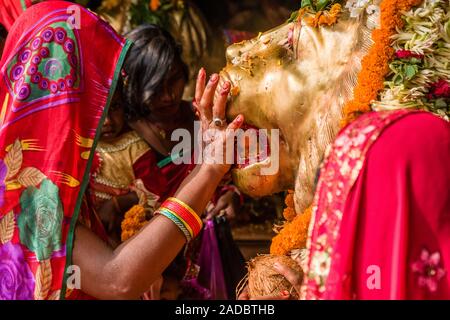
[221,11,377,213]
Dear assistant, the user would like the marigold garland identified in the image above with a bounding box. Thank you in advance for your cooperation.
[341,0,423,127]
[282,190,297,222]
[270,205,312,256]
[121,205,149,242]
[272,0,426,256]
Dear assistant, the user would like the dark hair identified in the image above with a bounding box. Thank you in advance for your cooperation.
[122,24,188,121]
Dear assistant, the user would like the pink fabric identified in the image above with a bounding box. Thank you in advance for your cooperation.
[323,112,450,299]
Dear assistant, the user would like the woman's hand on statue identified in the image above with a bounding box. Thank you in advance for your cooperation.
[194,68,244,175]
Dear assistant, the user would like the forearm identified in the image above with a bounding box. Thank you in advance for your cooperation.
[109,165,226,296]
[174,164,228,215]
[73,164,226,299]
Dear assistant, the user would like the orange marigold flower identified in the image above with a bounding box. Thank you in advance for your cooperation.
[284,190,295,208]
[283,190,296,221]
[340,0,422,127]
[283,207,297,222]
[305,4,342,27]
[121,205,149,242]
[270,206,312,255]
[149,0,161,12]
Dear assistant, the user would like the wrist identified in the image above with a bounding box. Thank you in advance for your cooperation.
[200,163,230,179]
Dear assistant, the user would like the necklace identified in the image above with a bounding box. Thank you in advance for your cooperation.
[147,121,173,156]
[151,122,167,140]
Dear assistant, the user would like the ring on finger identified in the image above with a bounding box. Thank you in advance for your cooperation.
[213,117,226,127]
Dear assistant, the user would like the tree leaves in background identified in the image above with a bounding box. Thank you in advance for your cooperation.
[129,0,176,30]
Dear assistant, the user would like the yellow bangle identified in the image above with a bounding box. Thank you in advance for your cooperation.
[161,207,194,238]
[166,197,202,227]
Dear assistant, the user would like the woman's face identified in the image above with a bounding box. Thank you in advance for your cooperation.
[148,60,186,120]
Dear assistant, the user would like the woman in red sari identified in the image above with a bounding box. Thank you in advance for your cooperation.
[301,110,450,299]
[0,1,242,299]
[248,110,450,300]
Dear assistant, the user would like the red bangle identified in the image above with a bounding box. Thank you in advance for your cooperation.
[160,199,203,237]
[163,201,202,236]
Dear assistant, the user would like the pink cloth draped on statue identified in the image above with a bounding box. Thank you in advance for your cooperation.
[303,110,450,300]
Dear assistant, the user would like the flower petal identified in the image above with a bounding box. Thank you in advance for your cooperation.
[411,261,424,273]
[429,252,441,266]
[426,278,438,293]
[420,249,430,262]
[436,268,446,280]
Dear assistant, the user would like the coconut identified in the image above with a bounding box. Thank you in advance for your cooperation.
[245,254,304,299]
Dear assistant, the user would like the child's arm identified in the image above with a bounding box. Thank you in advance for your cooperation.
[98,192,139,244]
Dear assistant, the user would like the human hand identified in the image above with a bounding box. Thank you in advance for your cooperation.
[273,262,303,299]
[194,68,244,175]
[237,262,303,300]
[237,285,291,300]
[206,190,240,220]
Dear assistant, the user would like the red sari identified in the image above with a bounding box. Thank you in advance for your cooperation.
[134,149,196,203]
[302,110,450,299]
[0,0,32,31]
[0,1,131,299]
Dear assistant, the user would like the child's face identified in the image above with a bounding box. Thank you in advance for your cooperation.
[147,60,186,119]
[101,90,125,141]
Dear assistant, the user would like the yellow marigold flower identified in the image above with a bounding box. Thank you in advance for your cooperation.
[121,205,148,242]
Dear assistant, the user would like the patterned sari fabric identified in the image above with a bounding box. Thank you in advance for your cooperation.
[0,1,131,299]
[0,0,32,32]
[302,110,450,299]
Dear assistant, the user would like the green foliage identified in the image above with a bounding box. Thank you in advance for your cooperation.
[129,0,178,29]
[389,59,421,86]
[288,0,343,22]
[301,0,342,12]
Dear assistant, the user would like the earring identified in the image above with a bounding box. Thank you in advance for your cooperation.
[121,69,129,87]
